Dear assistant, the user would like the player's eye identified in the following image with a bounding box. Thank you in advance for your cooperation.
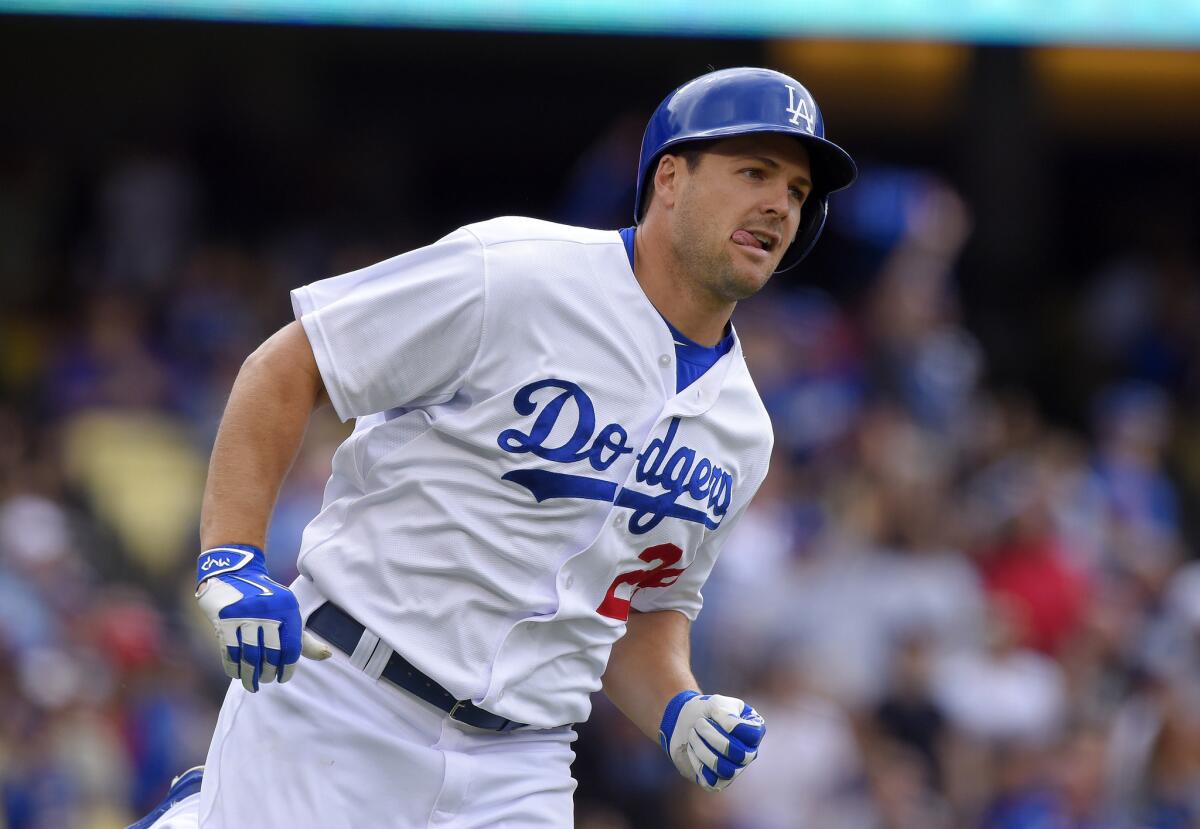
[789,187,807,202]
[741,168,765,180]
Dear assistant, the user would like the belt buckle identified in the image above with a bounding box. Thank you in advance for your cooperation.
[449,699,469,722]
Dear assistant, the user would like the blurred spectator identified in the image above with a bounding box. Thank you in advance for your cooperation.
[738,288,866,460]
[873,628,948,792]
[861,176,982,438]
[95,152,199,292]
[1074,381,1183,584]
[966,441,1091,655]
[932,596,1068,747]
[43,295,174,417]
[555,113,642,230]
[832,739,954,829]
[574,696,676,829]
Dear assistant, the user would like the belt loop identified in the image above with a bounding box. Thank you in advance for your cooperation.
[363,640,394,681]
[349,629,381,672]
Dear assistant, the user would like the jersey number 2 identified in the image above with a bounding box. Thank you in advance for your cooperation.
[597,543,686,622]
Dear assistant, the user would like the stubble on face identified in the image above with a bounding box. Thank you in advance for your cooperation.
[668,178,771,304]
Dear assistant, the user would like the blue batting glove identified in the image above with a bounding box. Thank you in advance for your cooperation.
[195,544,329,692]
[658,690,766,792]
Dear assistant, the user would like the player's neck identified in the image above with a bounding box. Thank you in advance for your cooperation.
[631,224,733,347]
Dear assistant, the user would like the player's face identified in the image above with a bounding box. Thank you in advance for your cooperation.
[669,134,813,301]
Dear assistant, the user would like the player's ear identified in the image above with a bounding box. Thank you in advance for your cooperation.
[653,154,682,210]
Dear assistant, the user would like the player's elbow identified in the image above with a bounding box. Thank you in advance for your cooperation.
[240,321,329,411]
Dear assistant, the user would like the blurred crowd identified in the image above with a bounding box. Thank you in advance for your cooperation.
[2,112,1200,829]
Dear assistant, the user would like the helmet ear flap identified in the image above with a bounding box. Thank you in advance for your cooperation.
[776,197,828,274]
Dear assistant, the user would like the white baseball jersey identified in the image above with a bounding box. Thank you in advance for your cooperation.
[290,217,773,728]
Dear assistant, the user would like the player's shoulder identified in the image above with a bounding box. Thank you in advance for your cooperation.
[727,338,776,435]
[739,368,775,433]
[460,216,620,249]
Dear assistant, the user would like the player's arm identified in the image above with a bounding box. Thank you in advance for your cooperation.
[602,609,765,792]
[603,609,698,739]
[195,321,332,693]
[201,320,329,548]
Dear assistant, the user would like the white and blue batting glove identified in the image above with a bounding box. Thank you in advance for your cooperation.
[195,544,329,692]
[658,690,765,792]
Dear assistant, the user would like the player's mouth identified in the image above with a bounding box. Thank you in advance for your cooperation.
[730,228,779,256]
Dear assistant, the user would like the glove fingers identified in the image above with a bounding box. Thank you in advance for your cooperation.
[709,766,740,792]
[729,711,766,748]
[273,630,332,685]
[260,660,278,685]
[695,717,758,766]
[689,730,742,779]
[259,624,282,685]
[276,618,300,673]
[684,744,708,785]
[693,716,730,757]
[214,617,242,680]
[221,645,240,680]
[665,693,763,792]
[238,623,264,693]
[685,745,722,792]
[706,698,766,749]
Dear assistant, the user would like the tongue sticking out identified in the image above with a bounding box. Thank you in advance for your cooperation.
[732,229,763,250]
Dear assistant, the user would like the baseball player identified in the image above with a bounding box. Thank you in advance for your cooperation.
[128,66,855,829]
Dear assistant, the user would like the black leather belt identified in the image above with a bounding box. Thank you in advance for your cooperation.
[306,601,527,733]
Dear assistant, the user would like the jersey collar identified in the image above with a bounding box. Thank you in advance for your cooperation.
[604,230,746,418]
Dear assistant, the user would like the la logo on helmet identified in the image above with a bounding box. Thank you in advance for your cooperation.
[786,86,815,132]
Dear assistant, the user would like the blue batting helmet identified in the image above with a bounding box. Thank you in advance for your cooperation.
[635,67,857,272]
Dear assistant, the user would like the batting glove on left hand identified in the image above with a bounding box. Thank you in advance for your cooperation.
[659,691,765,792]
[195,544,330,693]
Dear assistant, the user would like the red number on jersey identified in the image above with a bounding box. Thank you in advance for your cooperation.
[597,543,687,621]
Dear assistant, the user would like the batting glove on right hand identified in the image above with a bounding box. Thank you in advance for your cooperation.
[658,691,765,792]
[195,544,330,692]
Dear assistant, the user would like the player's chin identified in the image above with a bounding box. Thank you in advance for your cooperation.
[726,253,776,297]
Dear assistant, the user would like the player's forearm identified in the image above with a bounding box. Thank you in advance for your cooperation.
[602,609,698,742]
[200,321,327,549]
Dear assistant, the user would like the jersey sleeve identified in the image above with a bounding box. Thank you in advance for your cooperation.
[290,228,485,421]
[629,497,754,621]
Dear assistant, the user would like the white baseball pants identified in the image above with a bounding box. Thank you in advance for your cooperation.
[151,603,577,828]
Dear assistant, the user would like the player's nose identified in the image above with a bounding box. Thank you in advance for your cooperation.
[759,180,792,218]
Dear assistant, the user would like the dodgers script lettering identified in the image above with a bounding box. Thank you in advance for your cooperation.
[498,379,734,533]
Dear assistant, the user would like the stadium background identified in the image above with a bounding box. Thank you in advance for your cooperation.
[2,6,1200,827]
